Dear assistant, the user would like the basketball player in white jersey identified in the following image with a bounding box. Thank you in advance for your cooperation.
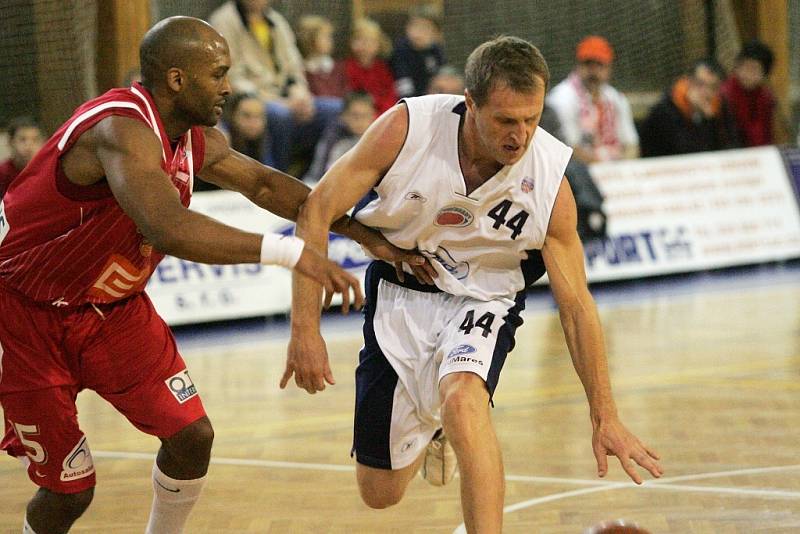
[284,36,662,533]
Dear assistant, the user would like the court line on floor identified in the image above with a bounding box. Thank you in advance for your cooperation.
[452,463,800,534]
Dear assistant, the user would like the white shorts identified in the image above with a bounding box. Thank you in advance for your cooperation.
[352,261,525,470]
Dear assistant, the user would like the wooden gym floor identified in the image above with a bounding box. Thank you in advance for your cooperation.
[2,264,799,533]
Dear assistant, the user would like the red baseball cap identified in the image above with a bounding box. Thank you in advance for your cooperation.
[576,36,614,65]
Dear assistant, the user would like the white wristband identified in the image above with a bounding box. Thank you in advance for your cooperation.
[260,233,305,268]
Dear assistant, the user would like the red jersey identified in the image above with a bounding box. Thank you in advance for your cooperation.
[344,57,398,115]
[0,82,205,306]
[0,158,21,198]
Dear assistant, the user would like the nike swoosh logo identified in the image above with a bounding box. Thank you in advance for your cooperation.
[155,479,181,493]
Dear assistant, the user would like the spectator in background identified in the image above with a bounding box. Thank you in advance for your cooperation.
[345,18,397,115]
[209,0,341,172]
[0,116,43,197]
[427,65,464,95]
[547,36,639,164]
[390,4,445,98]
[198,92,271,191]
[297,15,348,99]
[640,59,740,157]
[303,92,376,184]
[720,40,776,147]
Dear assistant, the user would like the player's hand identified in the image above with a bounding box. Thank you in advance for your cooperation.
[359,231,438,285]
[592,416,662,484]
[282,329,332,394]
[293,246,364,313]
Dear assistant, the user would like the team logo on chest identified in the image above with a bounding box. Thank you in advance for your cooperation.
[521,177,535,194]
[434,206,473,227]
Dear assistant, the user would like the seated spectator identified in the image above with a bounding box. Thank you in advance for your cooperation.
[547,36,639,164]
[297,15,347,99]
[538,106,607,241]
[0,116,43,197]
[198,92,271,192]
[390,4,445,98]
[640,59,740,157]
[427,65,464,95]
[720,40,776,146]
[303,92,376,184]
[344,18,397,115]
[209,0,341,172]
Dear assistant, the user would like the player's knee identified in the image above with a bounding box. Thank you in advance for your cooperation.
[29,486,94,520]
[165,417,214,460]
[440,377,487,429]
[358,482,404,509]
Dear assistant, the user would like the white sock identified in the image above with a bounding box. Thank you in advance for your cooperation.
[22,516,38,534]
[145,463,206,534]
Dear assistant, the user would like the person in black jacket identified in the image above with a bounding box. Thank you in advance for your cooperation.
[390,5,445,98]
[640,59,740,157]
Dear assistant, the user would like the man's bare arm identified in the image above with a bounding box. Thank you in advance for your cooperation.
[542,177,662,483]
[281,104,411,393]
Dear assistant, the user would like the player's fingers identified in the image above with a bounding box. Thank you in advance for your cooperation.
[279,366,293,389]
[411,264,434,285]
[324,363,336,386]
[323,284,335,310]
[422,260,438,279]
[593,441,608,477]
[620,456,643,485]
[394,261,405,282]
[643,443,661,461]
[339,277,351,313]
[351,277,364,310]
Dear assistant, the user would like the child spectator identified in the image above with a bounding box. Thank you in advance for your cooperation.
[720,40,776,146]
[303,92,376,183]
[390,5,445,98]
[0,116,43,197]
[297,15,348,99]
[344,18,397,115]
[427,65,464,95]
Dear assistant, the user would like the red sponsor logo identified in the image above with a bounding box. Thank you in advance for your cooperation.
[435,206,473,227]
[87,254,151,302]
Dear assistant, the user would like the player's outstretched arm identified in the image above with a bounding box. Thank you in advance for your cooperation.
[282,104,417,394]
[95,115,358,297]
[197,126,428,271]
[542,178,663,484]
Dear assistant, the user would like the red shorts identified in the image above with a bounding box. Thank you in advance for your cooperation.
[0,285,206,494]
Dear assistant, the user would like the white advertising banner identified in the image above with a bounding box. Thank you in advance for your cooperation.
[146,191,370,325]
[584,146,800,281]
[149,147,800,324]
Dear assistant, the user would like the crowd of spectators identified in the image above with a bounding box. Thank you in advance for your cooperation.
[1,2,792,201]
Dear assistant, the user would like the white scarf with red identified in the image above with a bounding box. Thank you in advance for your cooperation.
[569,72,621,160]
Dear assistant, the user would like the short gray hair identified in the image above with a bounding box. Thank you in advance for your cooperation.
[465,36,549,106]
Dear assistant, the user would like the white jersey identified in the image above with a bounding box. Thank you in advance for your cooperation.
[354,94,572,301]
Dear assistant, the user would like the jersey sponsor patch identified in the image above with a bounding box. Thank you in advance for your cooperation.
[0,200,9,246]
[521,177,535,193]
[87,254,150,302]
[430,246,469,280]
[434,206,473,227]
[60,435,95,482]
[165,369,198,404]
[445,344,483,367]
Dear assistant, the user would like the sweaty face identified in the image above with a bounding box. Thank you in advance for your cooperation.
[10,126,44,166]
[181,39,232,127]
[470,83,544,167]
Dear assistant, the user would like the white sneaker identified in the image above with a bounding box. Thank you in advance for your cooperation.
[420,429,457,486]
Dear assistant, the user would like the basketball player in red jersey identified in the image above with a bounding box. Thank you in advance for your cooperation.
[0,17,429,534]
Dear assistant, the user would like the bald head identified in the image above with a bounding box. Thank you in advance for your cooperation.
[140,16,227,90]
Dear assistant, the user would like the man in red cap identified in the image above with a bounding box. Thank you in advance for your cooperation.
[546,35,639,164]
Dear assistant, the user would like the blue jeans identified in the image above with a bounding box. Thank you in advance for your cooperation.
[265,96,343,171]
